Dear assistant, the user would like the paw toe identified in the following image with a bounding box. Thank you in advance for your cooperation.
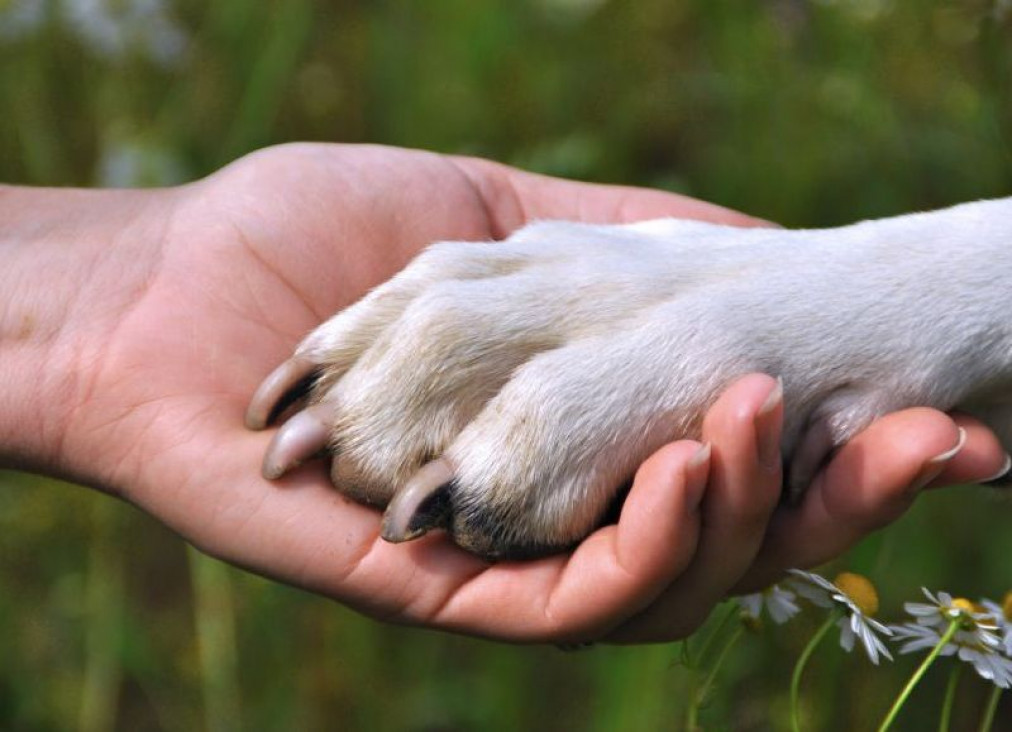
[245,355,320,430]
[261,403,332,479]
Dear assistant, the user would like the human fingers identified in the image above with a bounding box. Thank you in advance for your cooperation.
[449,155,775,237]
[607,374,784,643]
[733,408,1006,594]
[426,440,711,643]
[921,413,1009,487]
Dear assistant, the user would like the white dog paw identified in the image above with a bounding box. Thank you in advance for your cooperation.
[247,200,1012,559]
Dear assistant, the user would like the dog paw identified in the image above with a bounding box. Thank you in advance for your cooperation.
[247,205,1007,559]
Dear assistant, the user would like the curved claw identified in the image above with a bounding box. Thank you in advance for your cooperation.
[381,458,456,543]
[245,356,319,430]
[261,404,332,480]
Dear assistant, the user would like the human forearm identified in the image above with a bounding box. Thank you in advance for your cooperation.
[0,184,170,479]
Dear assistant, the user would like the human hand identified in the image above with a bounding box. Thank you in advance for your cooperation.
[0,143,1004,643]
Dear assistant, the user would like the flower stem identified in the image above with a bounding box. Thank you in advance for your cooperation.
[878,619,960,732]
[977,684,1002,732]
[790,613,837,732]
[684,607,740,732]
[938,664,961,732]
[686,625,745,730]
[695,602,740,666]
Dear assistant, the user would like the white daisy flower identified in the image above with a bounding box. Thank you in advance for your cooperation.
[738,584,801,626]
[892,588,1012,689]
[787,569,894,665]
[892,622,1012,689]
[980,592,1012,658]
[903,588,1000,632]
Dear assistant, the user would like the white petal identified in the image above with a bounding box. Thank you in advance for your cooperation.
[866,616,893,636]
[768,594,801,625]
[858,621,891,664]
[738,594,763,619]
[898,638,938,654]
[787,570,835,608]
[904,603,938,617]
[838,620,856,653]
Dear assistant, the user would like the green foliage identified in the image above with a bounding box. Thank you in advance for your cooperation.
[0,0,1010,729]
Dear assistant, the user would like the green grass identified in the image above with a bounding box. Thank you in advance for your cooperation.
[1,0,1010,729]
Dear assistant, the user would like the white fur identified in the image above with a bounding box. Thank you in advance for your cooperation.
[285,198,1012,552]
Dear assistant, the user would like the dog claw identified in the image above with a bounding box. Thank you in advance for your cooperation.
[245,356,319,430]
[381,459,455,543]
[261,405,332,480]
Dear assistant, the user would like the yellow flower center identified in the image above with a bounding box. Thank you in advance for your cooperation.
[1002,592,1012,622]
[949,597,998,632]
[951,598,975,614]
[833,572,879,617]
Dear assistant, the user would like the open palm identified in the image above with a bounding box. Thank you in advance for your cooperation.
[54,143,1001,644]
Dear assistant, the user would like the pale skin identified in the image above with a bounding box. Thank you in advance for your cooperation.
[0,143,1005,644]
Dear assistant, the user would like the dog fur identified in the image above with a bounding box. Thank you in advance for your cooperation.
[246,197,1012,560]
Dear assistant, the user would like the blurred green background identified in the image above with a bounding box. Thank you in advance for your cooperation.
[1,0,1011,730]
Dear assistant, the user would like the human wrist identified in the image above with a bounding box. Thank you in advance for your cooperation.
[0,184,170,478]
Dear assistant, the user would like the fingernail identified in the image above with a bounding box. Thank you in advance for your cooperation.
[685,442,711,507]
[979,453,1012,487]
[754,377,784,472]
[910,428,966,492]
[687,442,712,471]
